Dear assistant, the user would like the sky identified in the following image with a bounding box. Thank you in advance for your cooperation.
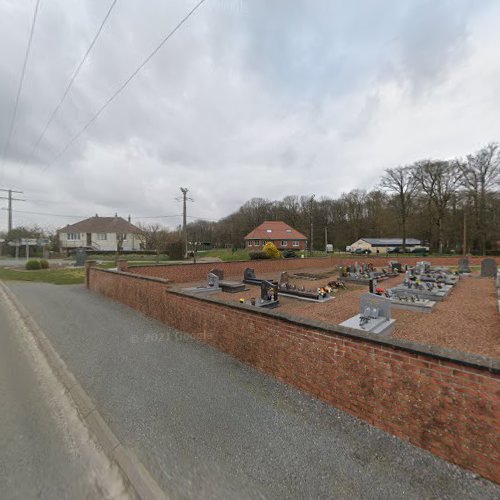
[0,0,499,233]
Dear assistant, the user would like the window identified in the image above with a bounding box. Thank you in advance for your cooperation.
[247,240,253,247]
[286,229,292,233]
[117,233,127,241]
[67,233,80,240]
[281,241,288,247]
[293,240,300,247]
[255,240,260,246]
[97,233,107,240]
[266,229,272,233]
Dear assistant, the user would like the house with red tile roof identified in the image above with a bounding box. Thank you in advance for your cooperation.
[244,221,307,251]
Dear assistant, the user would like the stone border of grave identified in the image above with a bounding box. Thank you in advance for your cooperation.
[496,269,500,314]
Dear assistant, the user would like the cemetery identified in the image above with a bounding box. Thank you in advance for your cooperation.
[174,257,499,358]
[85,255,500,483]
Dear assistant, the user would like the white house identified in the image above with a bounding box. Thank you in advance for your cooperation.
[58,214,143,253]
[349,238,425,253]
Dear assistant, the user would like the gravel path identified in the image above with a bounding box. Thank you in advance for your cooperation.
[181,267,500,359]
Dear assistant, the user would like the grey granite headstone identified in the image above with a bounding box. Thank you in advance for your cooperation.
[209,268,224,280]
[481,258,497,278]
[458,258,471,273]
[244,268,256,281]
[207,272,220,288]
[360,292,391,320]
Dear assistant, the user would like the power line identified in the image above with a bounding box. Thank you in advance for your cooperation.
[1,0,41,180]
[43,0,207,172]
[1,208,83,218]
[27,0,119,161]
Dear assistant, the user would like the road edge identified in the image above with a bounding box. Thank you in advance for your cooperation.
[0,281,167,500]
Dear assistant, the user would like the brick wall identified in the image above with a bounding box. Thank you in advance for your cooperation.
[128,256,500,283]
[88,267,500,483]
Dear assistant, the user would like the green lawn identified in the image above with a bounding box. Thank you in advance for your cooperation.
[0,262,116,285]
[197,249,251,261]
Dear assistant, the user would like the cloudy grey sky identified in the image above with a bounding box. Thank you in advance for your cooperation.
[1,0,499,232]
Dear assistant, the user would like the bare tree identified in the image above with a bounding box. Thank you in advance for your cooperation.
[459,143,500,254]
[413,160,460,253]
[380,166,417,251]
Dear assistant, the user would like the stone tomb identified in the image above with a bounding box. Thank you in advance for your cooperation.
[340,293,395,336]
[243,267,278,286]
[277,271,334,303]
[385,289,436,313]
[183,272,221,293]
[392,282,449,301]
[209,268,246,293]
[480,258,498,278]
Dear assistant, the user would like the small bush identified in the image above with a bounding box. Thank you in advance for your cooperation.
[263,242,282,259]
[249,251,270,260]
[26,259,41,270]
[166,241,184,260]
[40,259,49,269]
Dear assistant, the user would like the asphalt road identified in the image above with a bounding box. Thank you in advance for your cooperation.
[0,285,129,499]
[6,281,500,499]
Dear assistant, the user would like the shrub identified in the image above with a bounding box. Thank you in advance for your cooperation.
[26,259,41,270]
[249,251,270,260]
[40,259,49,269]
[263,242,282,259]
[166,241,184,260]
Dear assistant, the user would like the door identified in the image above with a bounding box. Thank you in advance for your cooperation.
[86,233,92,247]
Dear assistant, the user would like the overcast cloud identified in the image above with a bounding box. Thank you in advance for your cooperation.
[0,0,499,232]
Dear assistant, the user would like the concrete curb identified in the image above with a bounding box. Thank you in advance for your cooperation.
[0,281,167,500]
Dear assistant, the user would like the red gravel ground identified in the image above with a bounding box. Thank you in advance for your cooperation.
[178,267,500,359]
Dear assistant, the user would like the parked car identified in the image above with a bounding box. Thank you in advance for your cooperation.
[282,250,298,258]
[410,247,429,255]
[352,248,372,255]
[388,247,403,254]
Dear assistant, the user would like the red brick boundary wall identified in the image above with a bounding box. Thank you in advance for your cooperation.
[128,256,500,283]
[88,267,500,483]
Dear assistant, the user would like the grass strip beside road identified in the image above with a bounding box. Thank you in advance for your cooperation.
[0,262,115,285]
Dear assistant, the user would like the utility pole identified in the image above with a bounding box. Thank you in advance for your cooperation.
[309,194,315,257]
[324,225,328,252]
[0,188,25,232]
[178,187,193,258]
[462,206,467,257]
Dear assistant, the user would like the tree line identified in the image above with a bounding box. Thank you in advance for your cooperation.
[186,143,500,255]
[2,143,498,256]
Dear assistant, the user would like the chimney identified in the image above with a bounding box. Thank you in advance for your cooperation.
[114,212,118,218]
[95,213,98,217]
[128,214,131,223]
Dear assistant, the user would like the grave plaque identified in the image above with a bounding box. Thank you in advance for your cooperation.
[481,258,497,278]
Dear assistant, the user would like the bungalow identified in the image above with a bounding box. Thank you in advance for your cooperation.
[58,214,143,253]
[244,221,307,251]
[349,238,425,253]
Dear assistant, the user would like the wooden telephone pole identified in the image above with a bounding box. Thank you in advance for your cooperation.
[0,188,25,232]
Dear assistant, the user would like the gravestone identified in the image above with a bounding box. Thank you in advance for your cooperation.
[458,258,471,274]
[360,292,391,321]
[75,248,86,267]
[340,293,395,335]
[209,268,224,280]
[389,261,402,273]
[253,280,279,308]
[244,268,256,281]
[481,258,497,278]
[280,271,289,287]
[207,272,220,288]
